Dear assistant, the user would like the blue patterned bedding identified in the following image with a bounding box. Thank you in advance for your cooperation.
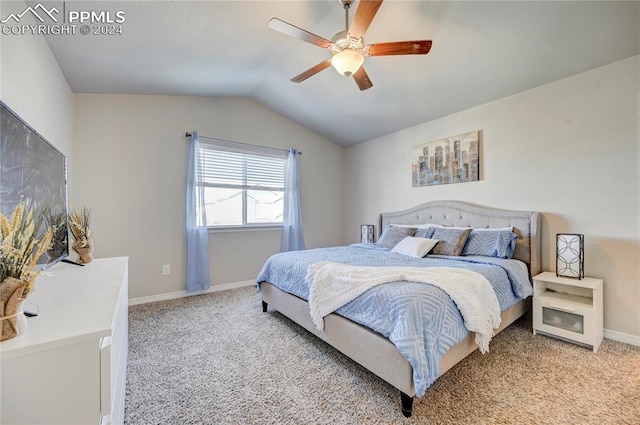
[256,244,533,397]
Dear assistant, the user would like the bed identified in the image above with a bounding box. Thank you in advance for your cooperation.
[257,201,541,417]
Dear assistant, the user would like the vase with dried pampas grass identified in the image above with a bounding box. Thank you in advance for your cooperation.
[45,209,68,261]
[0,199,52,341]
[69,207,93,264]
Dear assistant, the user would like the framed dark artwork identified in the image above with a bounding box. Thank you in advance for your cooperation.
[0,102,69,269]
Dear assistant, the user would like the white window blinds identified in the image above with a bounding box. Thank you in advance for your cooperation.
[198,149,285,191]
[196,139,287,227]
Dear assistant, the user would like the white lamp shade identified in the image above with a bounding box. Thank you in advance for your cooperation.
[361,224,374,243]
[331,49,365,77]
[556,233,584,279]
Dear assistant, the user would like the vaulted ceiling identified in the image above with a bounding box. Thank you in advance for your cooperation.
[41,1,640,146]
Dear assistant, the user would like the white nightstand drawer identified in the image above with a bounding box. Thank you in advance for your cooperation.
[533,298,594,345]
[542,306,584,334]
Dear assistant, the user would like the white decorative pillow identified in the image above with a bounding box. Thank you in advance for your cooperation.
[391,237,439,258]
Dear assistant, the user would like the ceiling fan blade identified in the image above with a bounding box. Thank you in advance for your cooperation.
[291,60,333,83]
[349,0,383,39]
[353,67,373,91]
[268,18,331,49]
[366,40,433,56]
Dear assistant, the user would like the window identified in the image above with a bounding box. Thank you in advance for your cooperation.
[196,140,286,228]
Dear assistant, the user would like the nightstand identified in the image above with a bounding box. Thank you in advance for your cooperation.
[532,272,603,352]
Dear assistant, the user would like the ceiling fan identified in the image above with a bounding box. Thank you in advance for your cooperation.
[268,0,432,91]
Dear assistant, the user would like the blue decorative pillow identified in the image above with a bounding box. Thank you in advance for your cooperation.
[461,228,518,259]
[414,226,437,239]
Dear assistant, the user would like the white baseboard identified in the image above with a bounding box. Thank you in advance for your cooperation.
[604,328,640,347]
[128,280,255,306]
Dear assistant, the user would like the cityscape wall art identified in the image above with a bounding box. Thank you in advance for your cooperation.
[411,130,480,187]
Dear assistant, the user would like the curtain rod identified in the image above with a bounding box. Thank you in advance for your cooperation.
[185,132,301,155]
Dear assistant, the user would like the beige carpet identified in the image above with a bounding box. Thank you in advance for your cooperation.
[126,287,640,424]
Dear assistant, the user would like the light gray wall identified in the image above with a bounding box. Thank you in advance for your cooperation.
[0,1,74,168]
[72,94,344,299]
[344,56,640,338]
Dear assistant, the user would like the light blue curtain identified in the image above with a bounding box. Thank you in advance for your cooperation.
[186,131,211,292]
[280,148,306,252]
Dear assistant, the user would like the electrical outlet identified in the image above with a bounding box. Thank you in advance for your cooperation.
[162,264,170,275]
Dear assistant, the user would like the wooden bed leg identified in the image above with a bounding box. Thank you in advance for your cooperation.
[262,301,268,312]
[400,392,413,418]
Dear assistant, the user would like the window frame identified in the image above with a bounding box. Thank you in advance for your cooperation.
[196,140,287,230]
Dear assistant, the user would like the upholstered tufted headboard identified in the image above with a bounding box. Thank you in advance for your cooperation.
[380,201,542,279]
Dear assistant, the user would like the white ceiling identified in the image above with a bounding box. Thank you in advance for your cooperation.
[41,1,639,146]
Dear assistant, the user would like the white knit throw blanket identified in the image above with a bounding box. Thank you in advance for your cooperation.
[306,262,502,353]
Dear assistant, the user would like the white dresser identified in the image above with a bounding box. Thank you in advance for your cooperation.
[1,257,129,425]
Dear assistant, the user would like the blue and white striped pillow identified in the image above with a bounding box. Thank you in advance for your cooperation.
[461,228,518,259]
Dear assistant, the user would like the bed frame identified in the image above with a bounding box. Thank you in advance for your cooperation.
[260,201,541,417]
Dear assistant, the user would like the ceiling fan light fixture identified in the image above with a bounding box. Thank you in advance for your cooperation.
[330,49,364,77]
